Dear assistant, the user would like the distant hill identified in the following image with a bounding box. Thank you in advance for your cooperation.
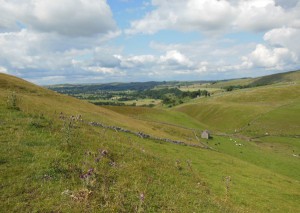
[249,70,300,86]
[175,73,300,135]
[209,70,300,89]
[47,80,216,95]
[47,81,165,93]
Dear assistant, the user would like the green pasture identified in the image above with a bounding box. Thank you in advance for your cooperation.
[1,72,300,212]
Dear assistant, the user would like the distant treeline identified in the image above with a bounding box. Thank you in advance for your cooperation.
[139,88,210,99]
[139,88,210,107]
[93,101,155,108]
[93,101,126,106]
[222,82,269,92]
[222,85,250,91]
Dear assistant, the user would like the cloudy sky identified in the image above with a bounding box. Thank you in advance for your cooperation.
[0,0,300,84]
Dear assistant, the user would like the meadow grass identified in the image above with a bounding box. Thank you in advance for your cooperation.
[1,73,300,212]
[175,83,300,134]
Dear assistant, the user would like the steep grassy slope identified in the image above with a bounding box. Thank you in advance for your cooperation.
[0,74,201,144]
[0,74,223,212]
[0,106,222,212]
[175,83,300,135]
[1,73,300,212]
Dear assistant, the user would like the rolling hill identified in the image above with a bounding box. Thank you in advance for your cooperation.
[207,69,300,89]
[175,70,300,136]
[249,70,300,86]
[1,73,300,212]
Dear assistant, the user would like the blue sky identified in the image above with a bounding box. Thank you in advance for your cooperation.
[0,0,300,84]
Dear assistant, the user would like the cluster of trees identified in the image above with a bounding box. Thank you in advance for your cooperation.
[223,85,251,91]
[153,88,210,107]
[181,89,210,98]
[93,101,126,106]
[139,88,209,100]
[139,88,181,99]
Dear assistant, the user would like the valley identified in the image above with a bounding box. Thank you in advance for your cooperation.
[0,71,300,212]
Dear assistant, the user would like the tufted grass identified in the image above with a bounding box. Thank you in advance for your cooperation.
[0,73,300,212]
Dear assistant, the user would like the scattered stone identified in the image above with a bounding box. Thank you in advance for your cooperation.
[88,120,211,149]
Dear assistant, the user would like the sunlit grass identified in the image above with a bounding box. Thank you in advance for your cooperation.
[1,73,300,212]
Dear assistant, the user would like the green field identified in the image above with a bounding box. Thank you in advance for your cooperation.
[1,72,300,212]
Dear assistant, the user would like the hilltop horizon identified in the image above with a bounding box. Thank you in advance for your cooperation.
[38,69,298,86]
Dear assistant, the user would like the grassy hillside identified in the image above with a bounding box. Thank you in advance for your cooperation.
[1,73,300,212]
[205,70,300,90]
[249,70,300,86]
[209,78,255,89]
[175,83,300,136]
[0,74,202,144]
[103,105,208,129]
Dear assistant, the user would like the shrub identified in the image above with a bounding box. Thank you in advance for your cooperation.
[6,91,20,110]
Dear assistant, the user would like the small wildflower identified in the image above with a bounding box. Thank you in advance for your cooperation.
[109,161,116,167]
[80,174,87,179]
[101,150,108,156]
[140,192,145,202]
[87,168,94,175]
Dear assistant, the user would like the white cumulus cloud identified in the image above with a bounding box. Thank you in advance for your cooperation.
[235,0,287,32]
[264,27,300,56]
[1,0,299,83]
[0,66,8,73]
[0,0,116,37]
[240,26,300,71]
[126,0,300,35]
[0,0,123,83]
[126,0,236,34]
[242,44,297,70]
[160,50,193,67]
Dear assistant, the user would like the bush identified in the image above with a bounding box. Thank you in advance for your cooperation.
[6,91,20,110]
